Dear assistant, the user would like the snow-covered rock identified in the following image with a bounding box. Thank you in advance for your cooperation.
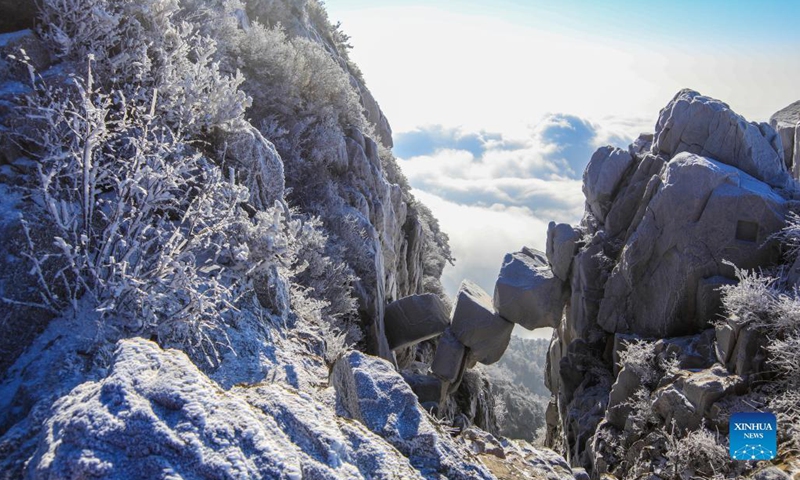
[24,338,425,479]
[332,350,494,479]
[214,124,286,210]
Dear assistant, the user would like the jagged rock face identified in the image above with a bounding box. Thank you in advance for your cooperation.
[339,127,427,362]
[355,81,394,149]
[497,89,800,475]
[653,89,791,190]
[770,100,800,176]
[599,153,786,337]
[493,249,569,331]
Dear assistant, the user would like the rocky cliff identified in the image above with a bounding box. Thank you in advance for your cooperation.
[491,90,800,479]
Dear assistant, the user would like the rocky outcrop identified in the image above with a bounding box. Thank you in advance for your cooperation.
[653,89,791,190]
[493,89,797,476]
[384,294,449,350]
[770,100,800,176]
[599,153,786,337]
[338,128,412,362]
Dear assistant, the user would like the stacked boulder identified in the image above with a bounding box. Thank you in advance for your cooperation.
[493,89,796,475]
[430,281,513,397]
[383,283,514,412]
[384,268,562,418]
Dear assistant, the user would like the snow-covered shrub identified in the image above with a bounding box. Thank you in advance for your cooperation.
[38,0,250,137]
[770,390,800,455]
[719,262,779,326]
[288,280,360,365]
[621,387,660,437]
[9,60,296,367]
[663,422,731,479]
[19,72,220,354]
[772,211,800,259]
[290,215,360,324]
[617,339,658,388]
[238,20,363,154]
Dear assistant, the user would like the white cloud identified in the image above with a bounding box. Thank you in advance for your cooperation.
[393,112,654,339]
[395,113,641,222]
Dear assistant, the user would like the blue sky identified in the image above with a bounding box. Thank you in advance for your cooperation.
[325,1,800,338]
[329,0,800,47]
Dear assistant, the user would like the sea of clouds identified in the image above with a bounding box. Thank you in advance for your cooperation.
[395,114,651,338]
